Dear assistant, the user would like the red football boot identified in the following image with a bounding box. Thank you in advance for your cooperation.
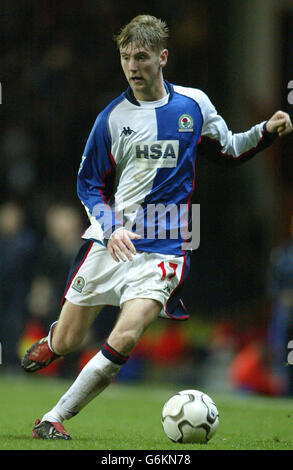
[21,322,60,372]
[32,419,71,440]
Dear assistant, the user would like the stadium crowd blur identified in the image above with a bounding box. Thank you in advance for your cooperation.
[1,0,293,395]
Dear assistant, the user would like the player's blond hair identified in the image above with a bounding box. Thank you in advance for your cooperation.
[114,15,169,52]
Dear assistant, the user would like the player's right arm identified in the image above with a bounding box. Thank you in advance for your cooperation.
[107,227,141,262]
[77,111,123,244]
[77,112,140,262]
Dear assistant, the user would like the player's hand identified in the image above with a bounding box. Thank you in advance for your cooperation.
[107,228,142,262]
[266,110,293,137]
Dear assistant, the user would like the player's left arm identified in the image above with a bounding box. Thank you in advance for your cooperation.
[266,110,293,137]
[196,90,292,166]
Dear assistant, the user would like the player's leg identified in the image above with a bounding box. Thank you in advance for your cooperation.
[22,239,105,373]
[51,300,103,355]
[107,298,161,355]
[34,298,161,439]
[22,300,103,372]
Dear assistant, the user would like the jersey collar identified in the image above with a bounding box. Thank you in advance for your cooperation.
[124,80,174,106]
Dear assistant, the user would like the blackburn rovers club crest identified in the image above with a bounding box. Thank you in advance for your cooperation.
[178,114,194,132]
[72,276,85,293]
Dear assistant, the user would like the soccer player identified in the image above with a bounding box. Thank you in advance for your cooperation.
[22,15,292,440]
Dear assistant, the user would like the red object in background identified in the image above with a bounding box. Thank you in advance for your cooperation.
[18,319,62,376]
[149,325,187,365]
[77,324,188,373]
[77,348,97,373]
[229,342,284,396]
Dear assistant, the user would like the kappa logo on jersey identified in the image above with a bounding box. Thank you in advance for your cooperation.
[133,140,179,168]
[178,114,194,132]
[120,126,136,137]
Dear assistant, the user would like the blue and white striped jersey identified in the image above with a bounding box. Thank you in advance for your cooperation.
[78,81,276,255]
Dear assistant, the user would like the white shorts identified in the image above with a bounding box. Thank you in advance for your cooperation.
[62,240,190,320]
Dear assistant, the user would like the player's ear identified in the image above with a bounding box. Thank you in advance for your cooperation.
[159,49,168,68]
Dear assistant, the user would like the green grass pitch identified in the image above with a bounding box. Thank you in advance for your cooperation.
[1,374,293,450]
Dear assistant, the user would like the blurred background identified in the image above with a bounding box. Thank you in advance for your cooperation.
[0,0,293,396]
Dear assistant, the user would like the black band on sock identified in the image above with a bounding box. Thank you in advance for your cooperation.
[101,342,129,365]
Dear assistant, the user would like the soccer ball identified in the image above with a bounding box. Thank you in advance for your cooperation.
[161,389,219,443]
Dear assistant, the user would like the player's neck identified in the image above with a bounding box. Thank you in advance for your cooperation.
[133,79,167,102]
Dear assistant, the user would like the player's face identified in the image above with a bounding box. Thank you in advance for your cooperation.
[120,43,168,101]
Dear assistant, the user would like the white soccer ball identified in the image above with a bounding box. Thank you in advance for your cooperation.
[161,389,219,444]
